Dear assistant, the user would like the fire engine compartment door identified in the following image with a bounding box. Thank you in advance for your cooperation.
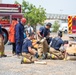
[72,18,76,33]
[0,14,10,27]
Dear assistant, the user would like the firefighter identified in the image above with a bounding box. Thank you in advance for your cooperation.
[9,18,18,55]
[49,31,65,59]
[37,23,52,44]
[0,24,7,57]
[37,23,52,59]
[15,18,26,57]
[21,33,39,64]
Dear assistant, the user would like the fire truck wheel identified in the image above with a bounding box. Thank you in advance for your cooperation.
[2,29,8,45]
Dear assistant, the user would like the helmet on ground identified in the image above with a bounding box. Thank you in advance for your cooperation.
[21,18,26,23]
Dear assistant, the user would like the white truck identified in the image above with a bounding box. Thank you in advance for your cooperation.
[59,23,68,33]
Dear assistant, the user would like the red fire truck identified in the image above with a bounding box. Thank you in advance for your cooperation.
[68,15,76,40]
[0,4,23,44]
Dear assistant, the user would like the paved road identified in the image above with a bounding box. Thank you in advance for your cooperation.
[0,44,76,75]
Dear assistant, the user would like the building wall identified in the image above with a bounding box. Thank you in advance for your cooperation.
[45,13,68,24]
[46,13,68,20]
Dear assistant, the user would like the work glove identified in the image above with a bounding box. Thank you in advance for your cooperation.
[34,52,39,58]
[45,36,49,39]
[39,35,43,39]
[63,40,68,44]
[42,53,47,59]
[36,41,41,44]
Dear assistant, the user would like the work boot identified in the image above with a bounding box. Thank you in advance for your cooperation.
[34,52,39,58]
[16,54,22,59]
[17,55,22,59]
[46,52,51,59]
[12,51,16,56]
[50,54,58,60]
[13,53,16,56]
[21,57,32,64]
[12,52,16,56]
[41,53,47,60]
[0,56,2,58]
[2,54,7,57]
[21,59,33,64]
[21,59,24,64]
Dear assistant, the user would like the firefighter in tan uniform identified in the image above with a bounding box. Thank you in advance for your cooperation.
[0,24,7,57]
[49,31,65,59]
[37,23,52,59]
[21,33,39,64]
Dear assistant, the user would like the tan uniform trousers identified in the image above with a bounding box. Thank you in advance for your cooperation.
[22,53,32,59]
[49,47,64,59]
[37,37,49,56]
[22,48,38,62]
[0,35,4,56]
[22,52,38,62]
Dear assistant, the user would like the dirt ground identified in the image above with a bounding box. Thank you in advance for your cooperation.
[0,33,76,75]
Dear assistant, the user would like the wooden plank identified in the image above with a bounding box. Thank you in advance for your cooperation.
[34,61,47,65]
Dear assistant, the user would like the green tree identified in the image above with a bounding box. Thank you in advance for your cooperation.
[15,0,46,26]
[52,21,60,32]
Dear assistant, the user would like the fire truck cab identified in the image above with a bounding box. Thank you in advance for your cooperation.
[0,4,23,44]
[68,15,76,40]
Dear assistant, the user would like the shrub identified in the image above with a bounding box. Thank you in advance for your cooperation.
[52,21,60,32]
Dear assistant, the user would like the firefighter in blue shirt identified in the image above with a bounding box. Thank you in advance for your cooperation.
[51,31,64,50]
[15,18,26,57]
[21,33,39,63]
[50,31,65,59]
[37,23,52,59]
[37,23,52,44]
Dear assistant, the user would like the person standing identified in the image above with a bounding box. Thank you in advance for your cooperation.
[0,24,7,57]
[15,18,26,57]
[26,23,34,36]
[9,18,18,55]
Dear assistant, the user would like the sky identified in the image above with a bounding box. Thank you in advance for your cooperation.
[2,0,76,15]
